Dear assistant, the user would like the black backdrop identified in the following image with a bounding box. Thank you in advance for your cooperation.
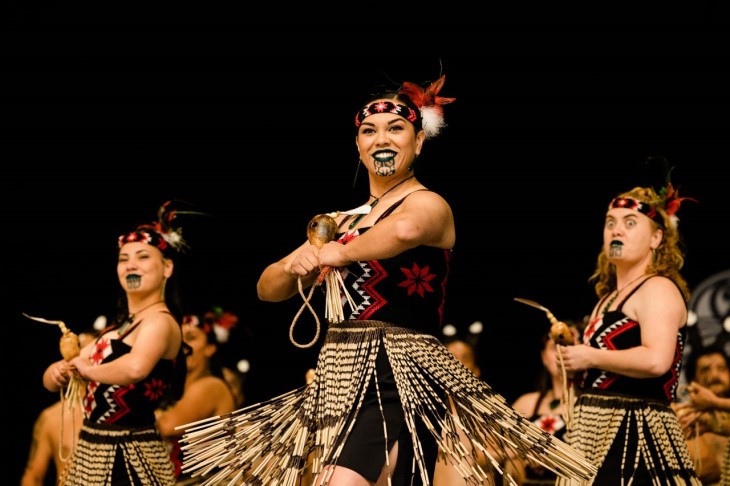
[7,5,729,483]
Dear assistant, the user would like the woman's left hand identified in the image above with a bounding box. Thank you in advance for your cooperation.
[556,343,592,372]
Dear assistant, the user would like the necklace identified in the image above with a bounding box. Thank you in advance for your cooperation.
[601,273,650,314]
[117,299,165,334]
[348,175,416,230]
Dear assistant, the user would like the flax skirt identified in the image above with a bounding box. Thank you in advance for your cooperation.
[556,390,701,486]
[179,320,597,485]
[59,420,175,486]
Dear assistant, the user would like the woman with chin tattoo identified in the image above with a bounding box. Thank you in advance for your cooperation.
[556,176,702,485]
[42,202,188,486]
[177,74,596,486]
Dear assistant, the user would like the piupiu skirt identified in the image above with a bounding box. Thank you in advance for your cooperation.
[60,420,175,486]
[556,390,701,486]
[179,320,597,485]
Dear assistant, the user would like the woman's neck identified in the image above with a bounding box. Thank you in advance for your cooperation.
[613,256,652,288]
[186,366,211,385]
[127,295,166,314]
[369,175,417,202]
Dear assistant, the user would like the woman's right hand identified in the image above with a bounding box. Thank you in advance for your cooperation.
[44,360,71,391]
[286,244,321,279]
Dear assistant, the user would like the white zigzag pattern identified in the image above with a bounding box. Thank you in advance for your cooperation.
[98,384,122,421]
[349,262,371,319]
[592,316,631,388]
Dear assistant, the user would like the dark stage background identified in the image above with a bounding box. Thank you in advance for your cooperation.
[7,5,729,483]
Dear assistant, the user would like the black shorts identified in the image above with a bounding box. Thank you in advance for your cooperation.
[333,345,439,485]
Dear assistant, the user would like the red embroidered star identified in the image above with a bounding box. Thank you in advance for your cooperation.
[144,378,167,401]
[90,339,111,365]
[537,416,559,433]
[398,263,436,297]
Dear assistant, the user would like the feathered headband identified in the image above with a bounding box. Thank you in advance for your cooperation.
[609,164,697,230]
[659,178,697,229]
[608,197,662,225]
[183,306,239,344]
[399,74,456,140]
[118,200,205,254]
[354,74,456,140]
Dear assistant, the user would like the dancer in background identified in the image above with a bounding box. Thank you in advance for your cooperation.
[41,202,189,485]
[557,177,701,485]
[22,327,101,486]
[156,308,238,484]
[507,321,582,485]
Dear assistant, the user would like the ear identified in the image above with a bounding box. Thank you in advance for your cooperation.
[163,258,174,279]
[204,342,217,359]
[651,228,664,250]
[415,130,426,155]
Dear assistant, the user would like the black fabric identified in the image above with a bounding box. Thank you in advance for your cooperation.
[334,345,439,485]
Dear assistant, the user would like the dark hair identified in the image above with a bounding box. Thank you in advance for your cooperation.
[684,343,730,382]
[196,311,226,380]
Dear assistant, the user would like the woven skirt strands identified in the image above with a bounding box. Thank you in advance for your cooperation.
[556,391,701,486]
[179,320,597,485]
[59,420,176,486]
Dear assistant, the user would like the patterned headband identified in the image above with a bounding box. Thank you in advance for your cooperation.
[608,197,664,226]
[117,201,189,254]
[354,101,421,130]
[118,229,172,252]
[183,308,239,343]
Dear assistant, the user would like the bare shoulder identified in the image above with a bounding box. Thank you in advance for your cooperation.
[628,275,686,327]
[39,401,62,423]
[512,391,540,417]
[190,375,229,392]
[405,188,451,206]
[636,275,685,306]
[643,274,681,292]
[34,401,62,437]
[186,376,235,412]
[398,190,454,222]
[138,310,180,336]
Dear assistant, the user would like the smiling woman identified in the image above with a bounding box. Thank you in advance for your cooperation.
[175,74,596,486]
[39,202,189,486]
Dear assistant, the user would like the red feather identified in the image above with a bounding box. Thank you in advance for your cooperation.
[400,75,456,108]
[664,182,698,216]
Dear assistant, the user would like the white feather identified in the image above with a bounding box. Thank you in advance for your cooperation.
[421,106,446,140]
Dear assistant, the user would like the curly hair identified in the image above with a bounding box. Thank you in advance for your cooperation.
[589,186,690,302]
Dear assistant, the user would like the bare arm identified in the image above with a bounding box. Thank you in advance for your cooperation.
[68,313,180,385]
[511,392,539,418]
[319,191,455,267]
[256,239,319,302]
[156,377,235,438]
[560,277,685,378]
[21,409,53,486]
